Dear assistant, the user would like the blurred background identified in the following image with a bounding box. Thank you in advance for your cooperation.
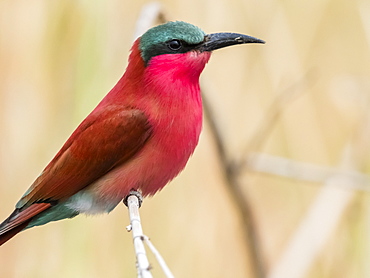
[1,0,370,277]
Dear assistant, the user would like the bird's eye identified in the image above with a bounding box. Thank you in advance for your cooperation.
[167,40,182,51]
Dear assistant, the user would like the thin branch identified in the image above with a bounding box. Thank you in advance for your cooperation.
[202,94,266,278]
[125,193,153,278]
[142,235,175,278]
[125,191,175,278]
[245,152,370,191]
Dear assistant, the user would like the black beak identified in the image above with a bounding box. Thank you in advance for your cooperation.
[197,32,265,52]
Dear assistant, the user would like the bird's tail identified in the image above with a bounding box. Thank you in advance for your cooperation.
[0,203,51,246]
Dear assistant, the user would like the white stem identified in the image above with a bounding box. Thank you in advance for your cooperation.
[245,152,370,191]
[127,195,153,278]
[142,235,175,278]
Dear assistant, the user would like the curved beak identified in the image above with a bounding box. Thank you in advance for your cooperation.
[197,32,265,52]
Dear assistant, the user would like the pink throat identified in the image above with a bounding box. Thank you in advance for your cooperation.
[147,51,211,84]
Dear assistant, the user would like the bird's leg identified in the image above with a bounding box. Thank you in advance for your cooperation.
[123,190,143,208]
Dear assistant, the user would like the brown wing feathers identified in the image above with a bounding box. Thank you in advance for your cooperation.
[20,107,151,206]
[0,107,151,246]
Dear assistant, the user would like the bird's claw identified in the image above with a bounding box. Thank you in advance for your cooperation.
[123,190,143,208]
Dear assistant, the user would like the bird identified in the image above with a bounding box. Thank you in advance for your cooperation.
[0,21,264,245]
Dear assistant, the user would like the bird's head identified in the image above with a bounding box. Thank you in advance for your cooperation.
[126,21,264,88]
[134,21,264,84]
[139,21,264,66]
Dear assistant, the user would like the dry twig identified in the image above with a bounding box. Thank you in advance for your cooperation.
[125,193,153,278]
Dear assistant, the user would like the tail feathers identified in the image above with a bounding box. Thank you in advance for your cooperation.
[0,221,30,246]
[0,203,52,246]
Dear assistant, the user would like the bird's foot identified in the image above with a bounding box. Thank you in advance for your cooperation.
[123,190,143,208]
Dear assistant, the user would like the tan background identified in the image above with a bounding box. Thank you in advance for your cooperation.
[1,0,370,277]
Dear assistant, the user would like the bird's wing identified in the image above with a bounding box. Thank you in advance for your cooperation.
[17,106,152,208]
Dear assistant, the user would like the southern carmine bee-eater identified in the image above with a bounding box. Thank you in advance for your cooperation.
[0,21,264,245]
